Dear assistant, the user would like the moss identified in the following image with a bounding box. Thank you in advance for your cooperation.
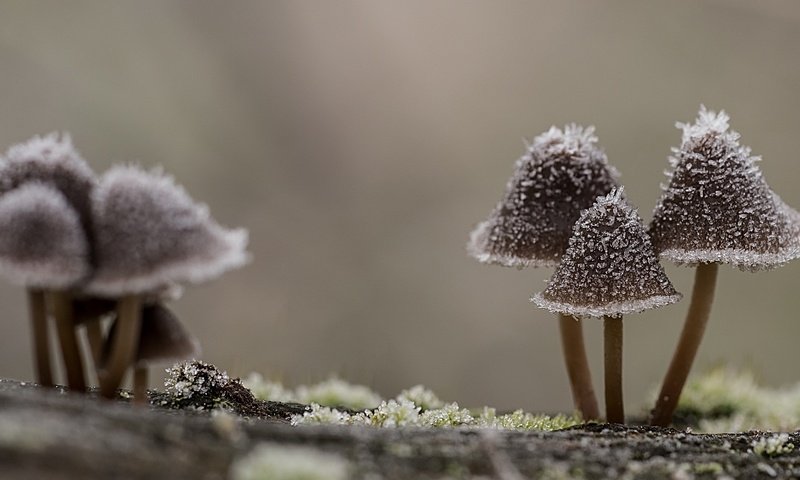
[243,375,380,410]
[665,367,800,432]
[693,462,724,476]
[229,443,350,480]
[752,434,795,458]
[476,407,580,431]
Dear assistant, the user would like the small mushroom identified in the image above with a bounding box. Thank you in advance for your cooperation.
[648,107,800,426]
[532,188,681,423]
[468,125,620,420]
[0,133,98,390]
[104,303,200,404]
[86,165,249,398]
[0,183,91,389]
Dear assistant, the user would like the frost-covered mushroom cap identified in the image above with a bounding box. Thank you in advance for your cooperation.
[105,304,200,366]
[0,183,90,288]
[0,133,97,230]
[649,106,800,271]
[86,165,250,296]
[468,124,620,268]
[532,188,681,318]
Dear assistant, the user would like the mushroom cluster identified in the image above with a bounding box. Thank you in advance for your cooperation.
[469,124,620,420]
[470,106,800,425]
[0,133,249,401]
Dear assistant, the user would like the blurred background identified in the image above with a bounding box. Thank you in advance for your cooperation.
[0,0,799,414]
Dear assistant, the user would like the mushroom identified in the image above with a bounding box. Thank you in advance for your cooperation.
[648,107,800,426]
[104,303,200,404]
[0,133,97,390]
[532,188,681,423]
[86,165,249,398]
[0,183,91,389]
[468,125,620,420]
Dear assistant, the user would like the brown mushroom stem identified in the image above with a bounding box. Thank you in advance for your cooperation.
[603,315,624,424]
[650,262,718,427]
[50,291,87,391]
[99,295,142,399]
[84,318,105,368]
[558,314,599,420]
[133,366,148,406]
[27,288,53,387]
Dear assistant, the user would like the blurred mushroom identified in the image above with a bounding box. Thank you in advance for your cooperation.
[532,188,681,423]
[104,303,200,404]
[648,107,800,426]
[0,183,91,389]
[468,125,620,420]
[87,165,249,398]
[0,133,97,390]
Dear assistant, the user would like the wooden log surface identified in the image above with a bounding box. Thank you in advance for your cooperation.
[0,379,799,479]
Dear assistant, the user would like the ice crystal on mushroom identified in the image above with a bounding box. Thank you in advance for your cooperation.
[649,106,800,270]
[532,188,681,318]
[468,124,620,267]
[0,183,90,288]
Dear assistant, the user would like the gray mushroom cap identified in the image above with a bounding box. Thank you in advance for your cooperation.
[468,125,620,268]
[649,107,800,271]
[86,165,250,297]
[104,304,200,366]
[532,188,681,318]
[0,183,90,288]
[0,133,97,246]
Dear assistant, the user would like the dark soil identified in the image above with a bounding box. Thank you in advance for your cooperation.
[1,378,799,479]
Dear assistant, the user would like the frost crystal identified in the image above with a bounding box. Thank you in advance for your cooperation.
[164,360,230,401]
[87,165,250,296]
[0,183,90,288]
[532,188,681,318]
[468,124,620,268]
[649,106,800,271]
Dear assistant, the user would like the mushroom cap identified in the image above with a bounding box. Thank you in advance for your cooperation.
[468,125,620,268]
[104,303,200,366]
[531,188,681,318]
[0,133,97,241]
[86,165,250,296]
[0,183,90,288]
[649,106,800,271]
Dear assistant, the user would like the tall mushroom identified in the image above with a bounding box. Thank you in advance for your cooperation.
[468,125,620,420]
[532,188,681,423]
[86,165,249,398]
[648,107,800,426]
[0,133,97,389]
[0,183,91,389]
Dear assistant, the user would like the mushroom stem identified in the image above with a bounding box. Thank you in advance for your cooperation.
[27,288,53,387]
[84,318,104,369]
[50,291,87,391]
[133,366,148,406]
[603,315,624,424]
[99,295,142,399]
[650,262,718,427]
[558,314,599,420]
